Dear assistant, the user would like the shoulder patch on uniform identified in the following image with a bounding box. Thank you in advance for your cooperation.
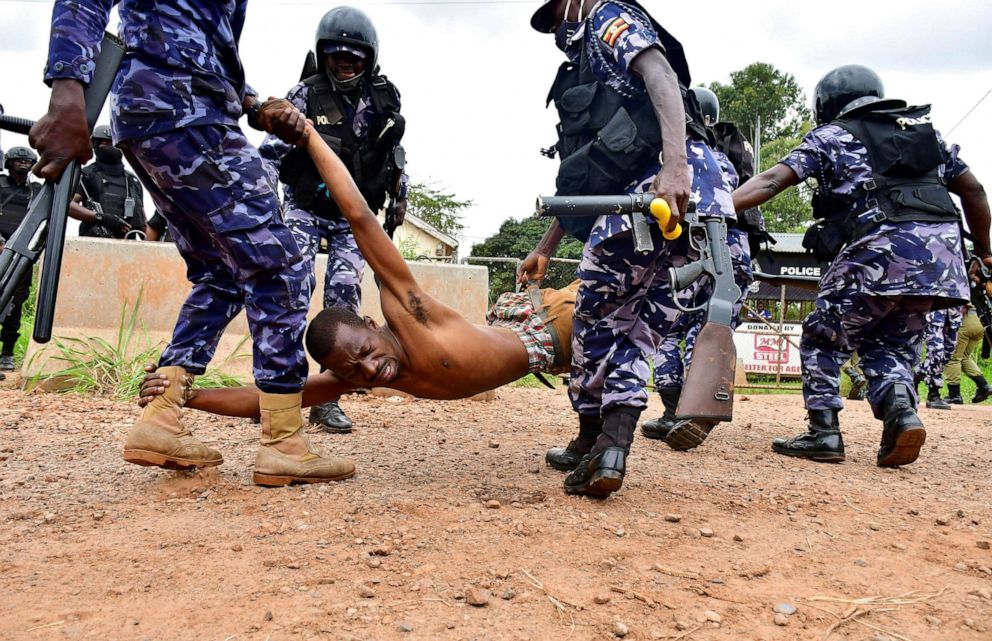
[600,16,630,47]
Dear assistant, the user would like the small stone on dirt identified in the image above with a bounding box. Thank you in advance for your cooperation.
[594,593,611,605]
[773,603,797,615]
[488,440,500,449]
[613,621,629,637]
[773,613,789,626]
[977,540,990,550]
[263,610,273,621]
[485,500,501,510]
[465,587,490,607]
[935,515,951,526]
[501,588,515,600]
[366,557,382,569]
[699,528,714,538]
[664,514,682,523]
[854,559,868,567]
[925,615,941,626]
[704,610,721,623]
[733,534,744,542]
[358,584,375,598]
[399,622,413,633]
[230,543,243,552]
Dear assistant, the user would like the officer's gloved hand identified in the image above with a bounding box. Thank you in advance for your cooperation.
[257,97,308,146]
[102,213,132,236]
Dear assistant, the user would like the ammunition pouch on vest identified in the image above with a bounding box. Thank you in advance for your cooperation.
[279,73,403,219]
[804,103,959,262]
[547,2,705,242]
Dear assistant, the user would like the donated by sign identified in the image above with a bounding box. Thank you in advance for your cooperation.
[733,322,803,376]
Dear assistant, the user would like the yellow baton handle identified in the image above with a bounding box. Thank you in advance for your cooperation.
[649,198,683,241]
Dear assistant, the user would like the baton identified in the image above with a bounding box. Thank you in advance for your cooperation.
[536,193,683,254]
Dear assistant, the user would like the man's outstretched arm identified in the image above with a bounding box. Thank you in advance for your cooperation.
[733,164,801,211]
[138,369,355,418]
[304,122,421,301]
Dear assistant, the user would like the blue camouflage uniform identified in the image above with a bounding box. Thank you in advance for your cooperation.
[46,0,310,393]
[260,83,409,314]
[781,126,969,418]
[652,149,753,390]
[560,2,736,417]
[915,307,964,391]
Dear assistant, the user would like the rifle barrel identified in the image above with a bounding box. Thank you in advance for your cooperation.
[0,114,36,135]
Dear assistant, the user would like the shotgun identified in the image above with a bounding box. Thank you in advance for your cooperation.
[0,32,124,343]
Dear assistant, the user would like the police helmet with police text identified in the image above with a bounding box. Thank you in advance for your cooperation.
[689,87,720,127]
[813,65,884,125]
[4,145,37,171]
[316,7,379,71]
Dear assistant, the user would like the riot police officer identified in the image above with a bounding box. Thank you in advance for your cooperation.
[641,87,763,449]
[261,6,408,435]
[520,0,736,497]
[0,147,42,371]
[70,125,145,239]
[733,65,992,467]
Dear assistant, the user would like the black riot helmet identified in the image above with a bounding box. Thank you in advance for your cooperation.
[316,7,379,71]
[4,145,37,171]
[813,65,884,125]
[689,87,719,127]
[92,124,113,145]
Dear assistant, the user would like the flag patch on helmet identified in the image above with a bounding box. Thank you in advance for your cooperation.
[601,17,630,47]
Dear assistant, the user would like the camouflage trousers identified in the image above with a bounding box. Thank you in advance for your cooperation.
[285,209,365,314]
[801,291,934,420]
[570,225,681,415]
[914,307,963,389]
[123,125,310,394]
[653,229,753,389]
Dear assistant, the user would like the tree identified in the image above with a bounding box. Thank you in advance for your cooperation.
[709,62,812,143]
[755,131,814,233]
[406,181,470,237]
[470,217,584,301]
[470,216,583,260]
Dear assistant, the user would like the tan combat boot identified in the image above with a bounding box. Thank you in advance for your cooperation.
[123,366,223,470]
[253,391,356,486]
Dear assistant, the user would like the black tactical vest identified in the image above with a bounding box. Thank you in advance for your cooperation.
[712,121,754,183]
[813,103,958,230]
[0,175,40,238]
[78,164,145,238]
[546,0,707,241]
[279,73,403,218]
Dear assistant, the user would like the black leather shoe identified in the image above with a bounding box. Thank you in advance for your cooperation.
[925,394,951,410]
[771,409,845,462]
[308,401,353,434]
[545,443,587,472]
[877,384,925,467]
[563,447,626,498]
[665,420,715,451]
[946,384,963,404]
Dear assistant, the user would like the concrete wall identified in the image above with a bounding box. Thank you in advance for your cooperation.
[23,237,488,382]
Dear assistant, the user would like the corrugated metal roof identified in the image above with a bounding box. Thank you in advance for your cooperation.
[768,232,806,254]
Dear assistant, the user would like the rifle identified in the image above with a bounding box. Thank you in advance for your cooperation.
[0,32,124,343]
[537,193,740,428]
[536,192,682,254]
[967,252,992,346]
[667,208,741,431]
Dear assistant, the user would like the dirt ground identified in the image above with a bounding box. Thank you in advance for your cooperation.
[1,378,991,641]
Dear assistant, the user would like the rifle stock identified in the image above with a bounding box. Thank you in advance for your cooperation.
[670,211,740,426]
[0,32,124,343]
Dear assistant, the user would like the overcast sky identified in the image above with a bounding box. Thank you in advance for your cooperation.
[1,0,990,249]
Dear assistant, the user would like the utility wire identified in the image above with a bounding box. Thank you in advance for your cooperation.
[947,86,992,135]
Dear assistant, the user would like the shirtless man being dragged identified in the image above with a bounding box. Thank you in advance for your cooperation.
[139,124,576,485]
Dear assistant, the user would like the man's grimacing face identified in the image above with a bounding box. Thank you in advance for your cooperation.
[320,318,402,387]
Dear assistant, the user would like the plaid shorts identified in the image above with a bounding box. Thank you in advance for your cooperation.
[487,292,556,374]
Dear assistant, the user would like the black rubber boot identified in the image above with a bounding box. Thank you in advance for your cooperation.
[946,384,963,404]
[308,401,353,434]
[564,407,639,498]
[845,367,867,401]
[925,387,951,410]
[546,414,602,472]
[640,387,681,440]
[969,375,992,404]
[877,383,926,468]
[771,409,845,462]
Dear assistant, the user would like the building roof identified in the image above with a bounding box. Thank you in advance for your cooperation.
[767,232,806,254]
[404,212,459,249]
